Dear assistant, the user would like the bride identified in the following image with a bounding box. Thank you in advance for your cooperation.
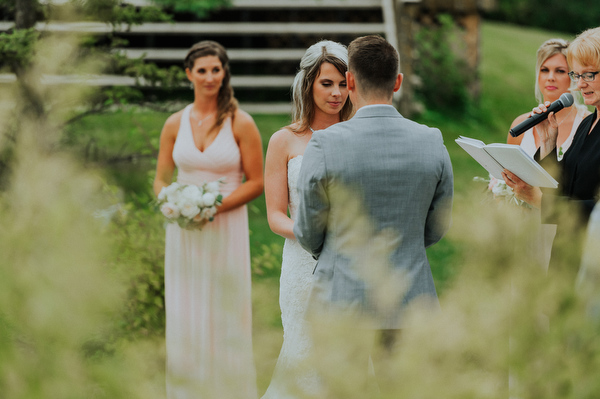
[262,40,353,398]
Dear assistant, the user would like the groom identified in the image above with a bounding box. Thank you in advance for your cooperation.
[293,34,453,389]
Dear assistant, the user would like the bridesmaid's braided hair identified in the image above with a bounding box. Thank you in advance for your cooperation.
[184,41,238,131]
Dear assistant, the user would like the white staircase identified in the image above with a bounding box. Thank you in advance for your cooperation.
[0,0,420,112]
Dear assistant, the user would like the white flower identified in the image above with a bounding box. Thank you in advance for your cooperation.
[180,202,200,219]
[180,184,201,201]
[474,174,531,209]
[491,180,513,197]
[157,187,168,202]
[160,202,180,219]
[156,180,223,230]
[159,183,178,202]
[174,186,197,210]
[205,180,221,194]
[161,182,181,201]
[167,189,182,205]
[200,206,217,220]
[201,192,217,207]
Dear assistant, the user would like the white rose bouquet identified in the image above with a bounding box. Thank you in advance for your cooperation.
[156,179,224,230]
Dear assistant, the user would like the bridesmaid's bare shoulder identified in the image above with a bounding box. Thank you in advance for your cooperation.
[161,108,185,140]
[507,112,530,145]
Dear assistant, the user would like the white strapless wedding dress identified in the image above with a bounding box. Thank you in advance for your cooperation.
[261,156,321,399]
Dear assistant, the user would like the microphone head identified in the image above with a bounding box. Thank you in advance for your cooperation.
[559,92,574,107]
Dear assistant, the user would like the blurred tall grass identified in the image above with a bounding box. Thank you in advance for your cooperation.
[0,30,168,397]
[3,20,600,398]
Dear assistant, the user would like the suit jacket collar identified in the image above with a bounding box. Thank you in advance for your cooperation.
[354,104,403,119]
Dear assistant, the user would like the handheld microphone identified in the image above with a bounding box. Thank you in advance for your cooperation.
[509,93,574,137]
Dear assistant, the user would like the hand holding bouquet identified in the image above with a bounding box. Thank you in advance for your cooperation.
[157,180,224,230]
[474,174,531,208]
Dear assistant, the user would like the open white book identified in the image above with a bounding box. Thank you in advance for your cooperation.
[455,136,558,188]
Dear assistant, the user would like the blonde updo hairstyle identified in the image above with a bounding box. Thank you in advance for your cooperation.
[534,38,571,104]
[184,40,238,131]
[290,40,353,134]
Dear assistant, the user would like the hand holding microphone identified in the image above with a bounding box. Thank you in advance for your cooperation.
[509,92,574,137]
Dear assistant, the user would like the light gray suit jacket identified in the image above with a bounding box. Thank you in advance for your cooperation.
[293,105,453,329]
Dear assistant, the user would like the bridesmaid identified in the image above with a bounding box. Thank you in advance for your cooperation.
[262,40,352,398]
[153,40,263,398]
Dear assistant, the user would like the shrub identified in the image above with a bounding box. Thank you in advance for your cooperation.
[414,14,475,115]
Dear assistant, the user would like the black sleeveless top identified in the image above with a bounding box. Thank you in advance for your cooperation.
[560,109,600,219]
[540,109,600,223]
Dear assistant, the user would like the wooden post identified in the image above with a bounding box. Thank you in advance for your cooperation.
[458,12,481,99]
[394,0,420,117]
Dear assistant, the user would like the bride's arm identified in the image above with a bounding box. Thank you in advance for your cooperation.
[265,129,296,240]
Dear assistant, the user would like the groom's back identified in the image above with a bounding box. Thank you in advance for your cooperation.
[318,107,452,246]
[300,105,454,328]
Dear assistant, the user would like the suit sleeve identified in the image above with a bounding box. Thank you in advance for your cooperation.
[425,134,454,248]
[293,135,329,259]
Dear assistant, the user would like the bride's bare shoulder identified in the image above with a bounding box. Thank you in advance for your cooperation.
[268,125,299,146]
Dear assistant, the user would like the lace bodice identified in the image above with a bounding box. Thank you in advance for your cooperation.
[286,156,302,220]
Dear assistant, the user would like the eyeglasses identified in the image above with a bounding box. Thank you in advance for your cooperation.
[568,71,600,82]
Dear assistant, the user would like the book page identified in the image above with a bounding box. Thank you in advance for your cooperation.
[484,145,558,188]
[455,137,505,179]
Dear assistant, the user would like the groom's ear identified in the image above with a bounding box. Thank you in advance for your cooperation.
[393,73,403,92]
[346,71,356,93]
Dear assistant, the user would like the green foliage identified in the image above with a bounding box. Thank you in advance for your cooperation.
[0,0,14,13]
[111,52,187,88]
[251,242,284,278]
[63,0,172,25]
[104,3,172,26]
[101,86,146,106]
[0,28,39,72]
[414,14,475,115]
[486,0,600,34]
[106,203,167,338]
[150,0,231,18]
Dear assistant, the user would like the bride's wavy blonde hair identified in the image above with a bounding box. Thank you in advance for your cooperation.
[290,40,353,134]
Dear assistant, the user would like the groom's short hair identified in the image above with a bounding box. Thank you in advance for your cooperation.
[348,35,399,98]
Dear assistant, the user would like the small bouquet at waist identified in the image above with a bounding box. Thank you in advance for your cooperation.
[474,174,531,208]
[156,179,224,230]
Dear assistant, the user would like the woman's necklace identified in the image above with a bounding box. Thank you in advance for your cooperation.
[555,105,574,127]
[191,109,215,127]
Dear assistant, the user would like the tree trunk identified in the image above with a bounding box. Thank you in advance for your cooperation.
[15,0,37,29]
[13,0,46,129]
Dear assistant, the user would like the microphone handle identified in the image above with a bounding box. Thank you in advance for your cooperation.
[509,101,565,137]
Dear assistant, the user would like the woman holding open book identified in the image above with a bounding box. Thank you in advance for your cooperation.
[503,27,600,270]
